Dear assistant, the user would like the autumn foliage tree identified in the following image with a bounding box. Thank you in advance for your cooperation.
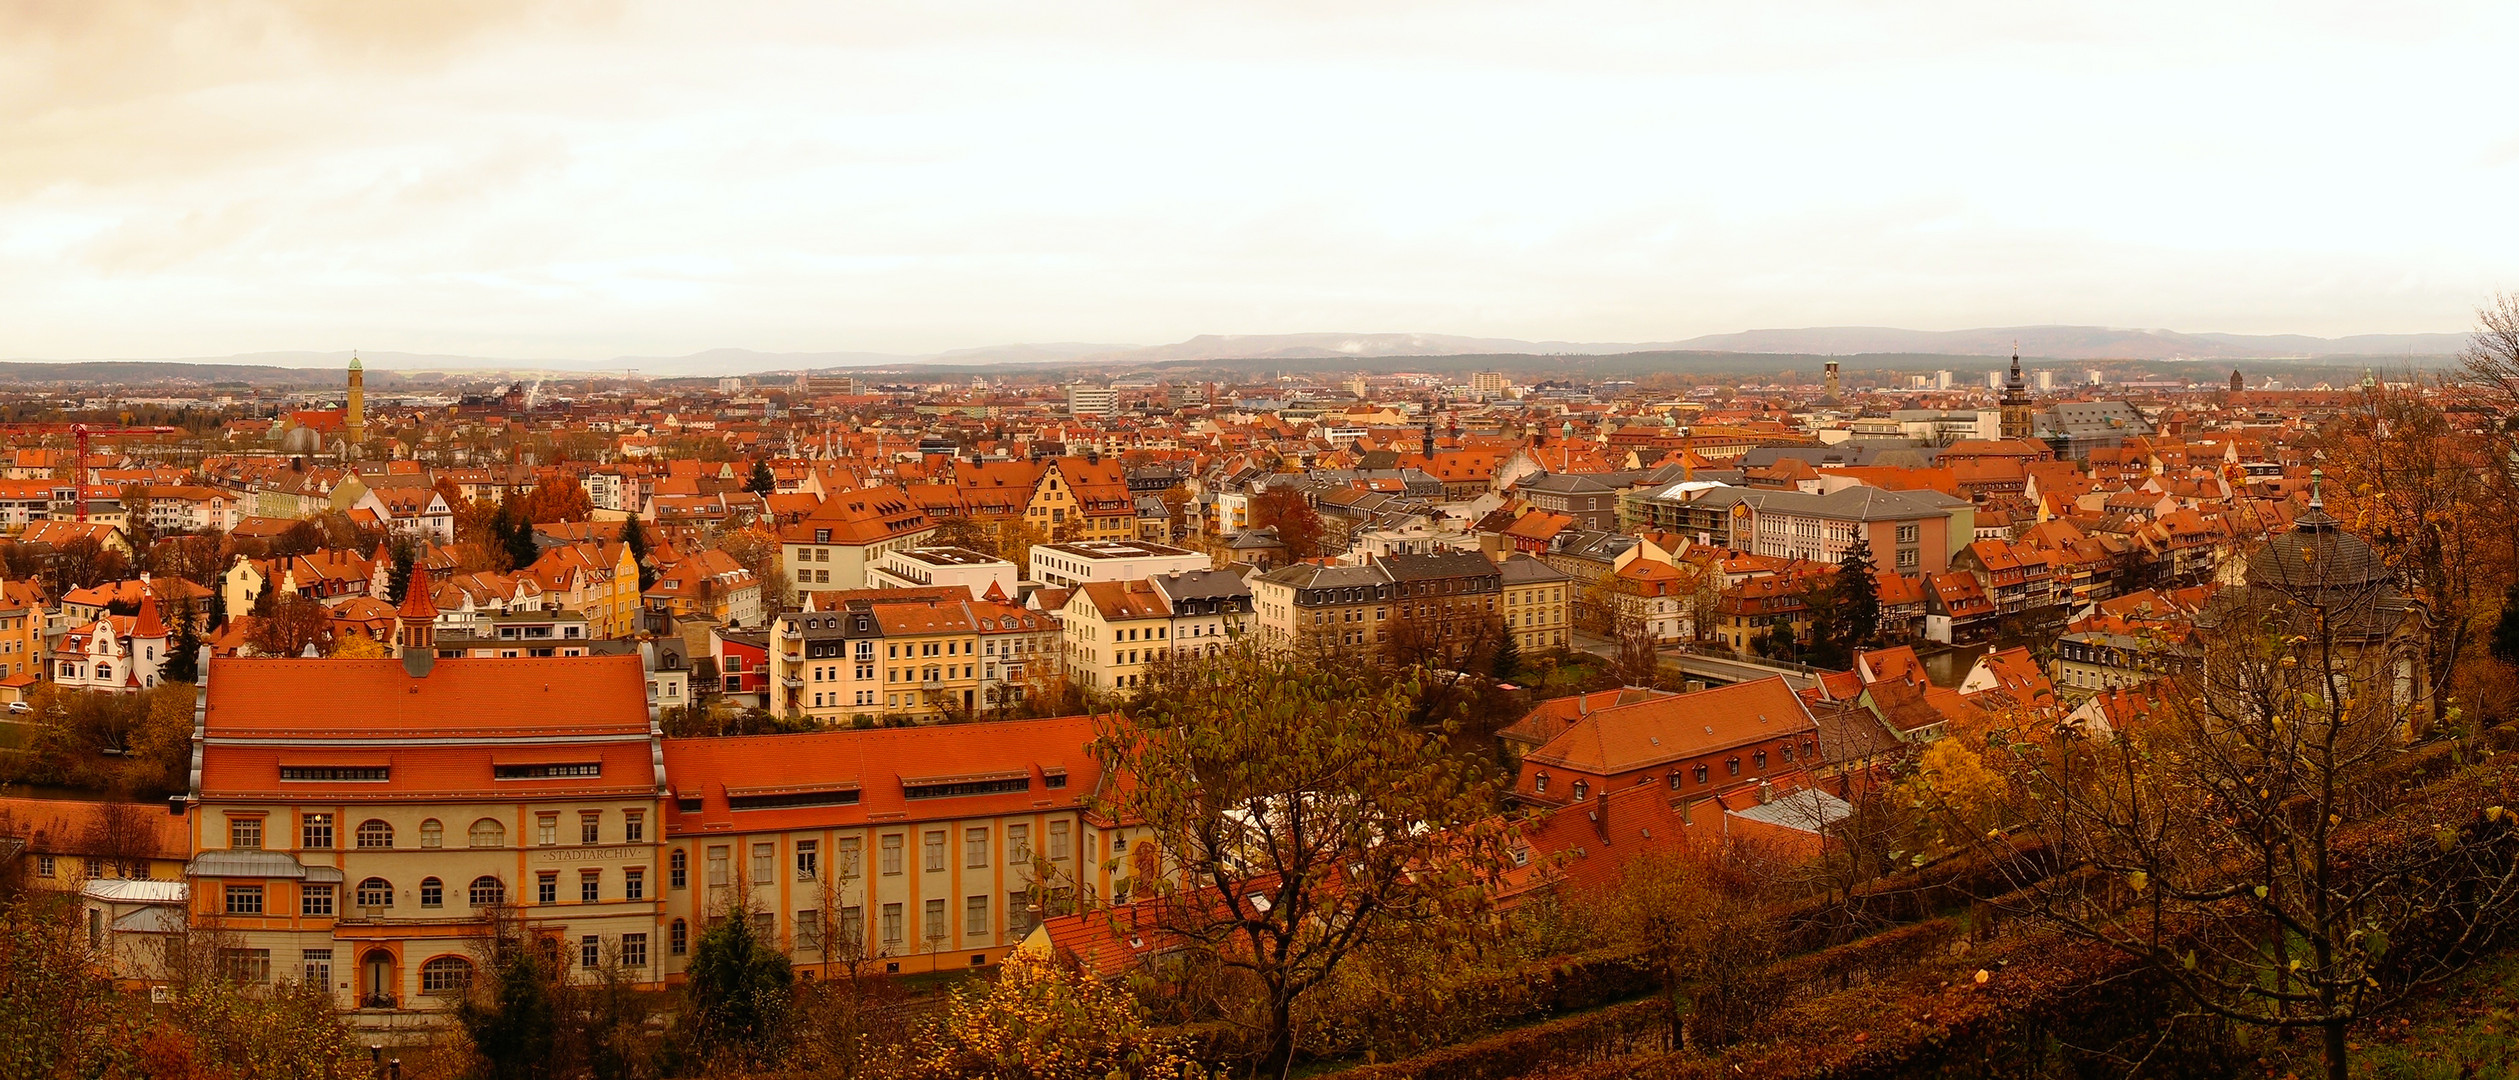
[894,951,1200,1080]
[1091,644,1513,1075]
[247,593,332,657]
[1987,548,2519,1080]
[1248,486,1325,561]
[519,476,593,524]
[2322,381,2514,732]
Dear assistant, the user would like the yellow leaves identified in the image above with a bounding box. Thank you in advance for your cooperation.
[2127,870,2149,893]
[1973,969,1990,984]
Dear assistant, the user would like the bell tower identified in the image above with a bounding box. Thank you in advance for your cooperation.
[2000,347,2035,441]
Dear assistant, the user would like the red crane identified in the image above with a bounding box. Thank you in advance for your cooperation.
[0,423,184,522]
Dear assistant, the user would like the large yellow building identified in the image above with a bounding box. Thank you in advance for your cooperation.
[181,655,663,1031]
[1057,569,1253,695]
[769,591,1060,724]
[1499,553,1573,656]
[657,715,1146,978]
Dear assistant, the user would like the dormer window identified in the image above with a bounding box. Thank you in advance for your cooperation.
[1571,781,1588,802]
[1534,773,1549,794]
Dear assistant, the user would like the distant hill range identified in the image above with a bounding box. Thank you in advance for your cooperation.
[0,326,2471,385]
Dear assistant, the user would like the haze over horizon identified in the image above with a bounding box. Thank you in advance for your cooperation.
[6,2,2515,360]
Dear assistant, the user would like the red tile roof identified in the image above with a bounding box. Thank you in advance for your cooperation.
[660,714,1103,835]
[202,655,651,739]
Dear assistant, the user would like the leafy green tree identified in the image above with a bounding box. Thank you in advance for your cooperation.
[621,518,657,590]
[458,934,560,1080]
[499,502,541,573]
[1092,643,1514,1076]
[163,601,202,684]
[386,538,417,604]
[1834,537,1881,650]
[744,458,777,496]
[1489,621,1522,682]
[684,906,793,1067]
[2492,580,2519,668]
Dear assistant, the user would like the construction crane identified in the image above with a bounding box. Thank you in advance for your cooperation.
[0,423,183,521]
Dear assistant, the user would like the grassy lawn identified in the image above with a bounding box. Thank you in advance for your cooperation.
[2313,946,2519,1078]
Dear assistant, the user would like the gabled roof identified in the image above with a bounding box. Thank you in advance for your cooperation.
[1522,676,1818,777]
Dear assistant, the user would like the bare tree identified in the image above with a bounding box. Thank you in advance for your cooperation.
[1984,512,2519,1080]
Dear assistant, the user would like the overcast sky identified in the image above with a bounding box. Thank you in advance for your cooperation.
[3,1,2514,360]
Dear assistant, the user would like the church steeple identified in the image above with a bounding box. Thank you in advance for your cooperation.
[1999,344,2035,441]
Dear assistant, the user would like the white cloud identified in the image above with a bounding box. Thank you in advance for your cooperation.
[0,0,2512,359]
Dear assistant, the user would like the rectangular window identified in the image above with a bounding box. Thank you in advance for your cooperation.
[624,867,645,901]
[222,948,271,984]
[751,842,775,884]
[881,834,903,876]
[581,812,602,845]
[279,765,389,782]
[838,836,862,877]
[670,849,688,889]
[300,813,332,851]
[621,933,647,969]
[537,816,558,846]
[1008,824,1031,863]
[902,777,1031,800]
[881,903,903,946]
[623,811,644,843]
[797,910,822,952]
[224,884,264,915]
[538,872,559,905]
[302,948,332,988]
[493,761,602,780]
[582,935,602,970]
[750,911,774,942]
[922,831,945,873]
[923,898,947,945]
[707,846,730,886]
[964,828,988,869]
[965,895,989,937]
[581,870,601,903]
[300,883,334,917]
[795,839,819,879]
[228,816,262,850]
[839,906,864,953]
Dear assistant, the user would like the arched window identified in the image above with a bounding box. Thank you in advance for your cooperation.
[1754,750,1768,771]
[356,820,393,849]
[469,819,506,848]
[671,918,689,955]
[419,877,443,908]
[1693,764,1709,785]
[419,819,444,849]
[469,876,505,906]
[1726,757,1741,777]
[1572,781,1589,802]
[356,877,393,908]
[1534,772,1549,794]
[419,956,474,995]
